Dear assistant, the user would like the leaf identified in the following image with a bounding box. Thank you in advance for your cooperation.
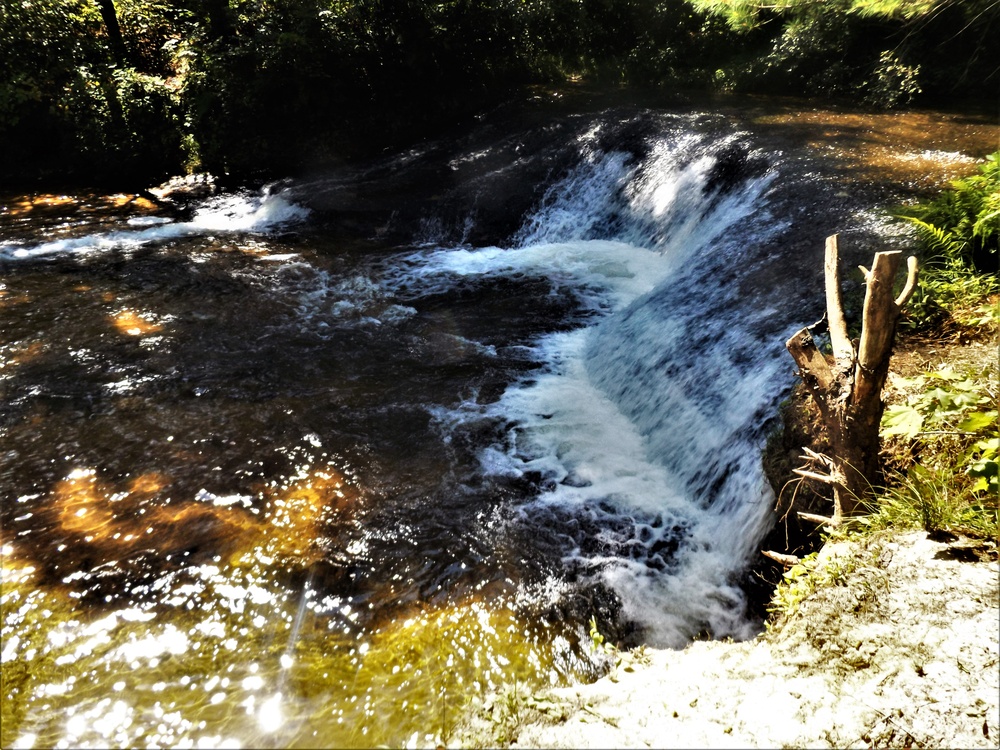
[881,404,924,437]
[967,452,999,495]
[972,437,999,458]
[967,458,998,478]
[926,368,962,381]
[784,563,809,581]
[957,410,998,433]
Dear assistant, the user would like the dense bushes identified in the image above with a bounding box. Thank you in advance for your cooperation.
[1,0,996,187]
[695,0,999,107]
[0,1,187,186]
[897,152,1000,331]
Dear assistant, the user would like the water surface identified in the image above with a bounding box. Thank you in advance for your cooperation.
[2,93,996,748]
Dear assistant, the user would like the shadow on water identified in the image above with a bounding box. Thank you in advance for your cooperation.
[2,92,998,748]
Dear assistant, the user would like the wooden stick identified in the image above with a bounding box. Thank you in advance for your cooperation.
[798,511,841,526]
[801,447,834,466]
[786,328,833,393]
[857,250,904,372]
[762,550,801,567]
[824,234,855,363]
[894,255,920,309]
[793,468,836,484]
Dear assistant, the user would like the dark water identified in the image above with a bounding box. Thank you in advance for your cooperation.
[2,92,996,748]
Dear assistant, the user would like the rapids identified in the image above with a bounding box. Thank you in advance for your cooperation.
[2,94,996,748]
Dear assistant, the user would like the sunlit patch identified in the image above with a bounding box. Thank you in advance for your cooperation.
[41,464,367,582]
[54,469,116,538]
[8,732,36,749]
[2,465,582,749]
[111,309,163,337]
[257,468,360,563]
[2,195,76,216]
[0,341,45,371]
[129,472,170,498]
[0,284,29,310]
[130,196,159,211]
[895,149,978,167]
[48,468,259,565]
[257,692,284,733]
[751,110,996,188]
[0,543,37,597]
[0,193,161,218]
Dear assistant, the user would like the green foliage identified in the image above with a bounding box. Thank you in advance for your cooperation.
[863,50,922,108]
[586,616,651,684]
[881,369,995,439]
[693,0,998,103]
[767,551,821,622]
[903,153,1000,261]
[2,0,997,185]
[767,549,859,623]
[878,368,998,534]
[863,462,998,537]
[0,0,187,184]
[896,153,1000,330]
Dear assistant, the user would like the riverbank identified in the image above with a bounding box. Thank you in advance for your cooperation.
[478,529,997,749]
[456,332,1000,748]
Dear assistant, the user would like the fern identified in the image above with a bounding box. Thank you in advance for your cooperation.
[895,151,1000,330]
[902,217,966,262]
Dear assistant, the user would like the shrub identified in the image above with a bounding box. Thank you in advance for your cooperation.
[878,368,998,537]
[897,152,1000,330]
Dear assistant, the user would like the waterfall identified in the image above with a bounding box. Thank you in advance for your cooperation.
[1,112,798,650]
[410,118,793,647]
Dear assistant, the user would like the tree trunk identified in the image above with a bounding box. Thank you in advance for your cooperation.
[785,235,918,521]
[203,0,234,41]
[98,0,129,67]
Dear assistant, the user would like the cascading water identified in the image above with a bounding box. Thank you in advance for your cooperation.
[5,100,943,748]
[397,121,789,646]
[0,188,310,260]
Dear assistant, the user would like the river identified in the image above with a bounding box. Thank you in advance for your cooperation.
[2,90,996,748]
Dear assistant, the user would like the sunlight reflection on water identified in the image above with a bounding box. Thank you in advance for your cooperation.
[1,457,571,749]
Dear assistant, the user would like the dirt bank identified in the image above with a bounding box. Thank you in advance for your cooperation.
[465,530,997,749]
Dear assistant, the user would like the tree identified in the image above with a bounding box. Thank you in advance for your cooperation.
[97,0,130,66]
[785,235,918,522]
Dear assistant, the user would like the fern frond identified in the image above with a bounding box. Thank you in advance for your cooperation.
[904,216,967,259]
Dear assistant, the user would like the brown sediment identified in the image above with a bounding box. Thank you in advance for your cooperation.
[266,469,361,562]
[111,309,164,337]
[42,465,364,577]
[1,193,161,218]
[748,107,998,191]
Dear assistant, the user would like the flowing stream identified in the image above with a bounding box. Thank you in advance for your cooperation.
[2,94,996,748]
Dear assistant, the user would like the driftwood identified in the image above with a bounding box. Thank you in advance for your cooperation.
[762,550,802,567]
[786,234,918,521]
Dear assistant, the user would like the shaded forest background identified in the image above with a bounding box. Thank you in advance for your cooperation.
[2,0,998,188]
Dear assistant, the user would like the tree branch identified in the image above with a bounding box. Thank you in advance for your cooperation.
[894,255,919,309]
[857,250,904,373]
[824,234,855,364]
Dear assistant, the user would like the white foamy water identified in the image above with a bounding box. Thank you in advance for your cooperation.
[418,128,788,646]
[1,187,309,260]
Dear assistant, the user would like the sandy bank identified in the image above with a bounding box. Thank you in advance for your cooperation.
[460,530,998,748]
